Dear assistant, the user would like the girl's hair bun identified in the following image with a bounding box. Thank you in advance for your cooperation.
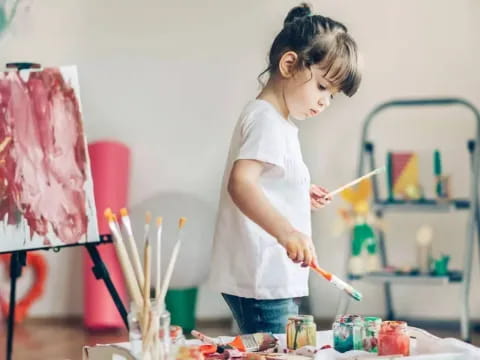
[284,3,312,26]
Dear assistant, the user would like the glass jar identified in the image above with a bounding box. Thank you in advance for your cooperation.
[362,317,381,353]
[128,301,171,360]
[332,315,364,353]
[286,315,317,350]
[127,302,143,358]
[158,309,172,356]
[378,321,410,356]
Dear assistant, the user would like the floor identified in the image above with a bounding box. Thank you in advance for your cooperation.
[1,318,479,360]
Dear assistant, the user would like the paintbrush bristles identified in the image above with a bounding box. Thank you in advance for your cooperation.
[330,275,363,301]
[144,211,152,243]
[157,216,163,226]
[179,217,187,229]
[104,207,113,218]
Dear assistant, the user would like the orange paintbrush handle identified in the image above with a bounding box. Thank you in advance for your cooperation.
[310,263,332,281]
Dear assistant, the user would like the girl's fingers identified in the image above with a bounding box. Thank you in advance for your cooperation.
[318,186,329,194]
[302,248,313,267]
[288,249,302,263]
[311,199,322,209]
[295,250,305,264]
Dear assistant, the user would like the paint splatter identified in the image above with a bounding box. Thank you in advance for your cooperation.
[0,68,88,244]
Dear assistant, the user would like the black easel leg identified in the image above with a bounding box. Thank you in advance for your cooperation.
[6,254,17,360]
[6,251,26,360]
[85,243,128,328]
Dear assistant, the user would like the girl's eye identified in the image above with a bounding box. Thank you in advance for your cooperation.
[318,84,327,91]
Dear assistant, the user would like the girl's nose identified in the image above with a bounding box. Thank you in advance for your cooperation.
[319,95,330,108]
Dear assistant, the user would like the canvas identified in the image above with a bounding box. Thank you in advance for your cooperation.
[0,65,99,253]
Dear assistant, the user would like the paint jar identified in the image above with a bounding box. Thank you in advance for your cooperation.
[378,321,410,356]
[170,325,186,345]
[286,315,317,350]
[332,315,363,353]
[362,317,381,352]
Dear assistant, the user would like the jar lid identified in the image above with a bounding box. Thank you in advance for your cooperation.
[364,316,382,323]
[380,320,407,331]
[335,314,362,324]
[288,314,314,322]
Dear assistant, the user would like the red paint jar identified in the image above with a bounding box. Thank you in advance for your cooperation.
[378,321,410,356]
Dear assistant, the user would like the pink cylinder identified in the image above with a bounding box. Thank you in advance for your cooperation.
[83,141,130,330]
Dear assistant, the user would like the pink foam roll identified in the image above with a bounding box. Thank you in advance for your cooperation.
[83,141,130,330]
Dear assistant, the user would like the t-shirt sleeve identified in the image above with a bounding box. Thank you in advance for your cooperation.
[236,110,285,169]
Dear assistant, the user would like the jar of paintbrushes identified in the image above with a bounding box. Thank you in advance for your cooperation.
[128,301,170,360]
[128,300,171,360]
[104,208,188,360]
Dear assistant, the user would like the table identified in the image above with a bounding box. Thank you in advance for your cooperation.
[83,328,480,360]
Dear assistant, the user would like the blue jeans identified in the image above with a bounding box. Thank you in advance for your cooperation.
[222,293,300,334]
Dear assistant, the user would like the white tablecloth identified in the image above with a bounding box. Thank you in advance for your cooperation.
[83,328,480,360]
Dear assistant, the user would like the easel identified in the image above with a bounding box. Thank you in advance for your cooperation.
[2,62,128,360]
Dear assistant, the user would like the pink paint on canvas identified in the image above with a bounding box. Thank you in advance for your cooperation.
[0,67,98,250]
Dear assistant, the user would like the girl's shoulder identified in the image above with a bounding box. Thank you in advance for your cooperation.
[239,99,284,127]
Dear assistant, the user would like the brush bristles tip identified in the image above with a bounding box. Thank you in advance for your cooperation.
[145,211,152,224]
[350,290,363,301]
[157,216,163,226]
[120,208,128,217]
[179,217,187,228]
[104,208,113,219]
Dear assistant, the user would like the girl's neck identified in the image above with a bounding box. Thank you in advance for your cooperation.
[257,78,289,119]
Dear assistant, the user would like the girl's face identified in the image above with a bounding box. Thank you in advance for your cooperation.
[283,65,337,120]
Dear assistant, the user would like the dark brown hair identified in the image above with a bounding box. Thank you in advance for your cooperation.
[259,3,361,97]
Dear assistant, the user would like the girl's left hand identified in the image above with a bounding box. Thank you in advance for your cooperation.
[310,184,331,210]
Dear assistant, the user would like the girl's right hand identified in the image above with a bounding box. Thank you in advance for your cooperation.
[277,230,318,268]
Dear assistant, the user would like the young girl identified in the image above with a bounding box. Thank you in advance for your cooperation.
[208,3,361,334]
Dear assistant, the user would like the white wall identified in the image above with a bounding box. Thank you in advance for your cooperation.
[0,0,479,321]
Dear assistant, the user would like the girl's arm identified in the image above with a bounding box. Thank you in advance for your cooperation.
[228,159,317,267]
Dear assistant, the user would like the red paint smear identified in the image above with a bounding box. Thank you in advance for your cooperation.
[0,68,88,245]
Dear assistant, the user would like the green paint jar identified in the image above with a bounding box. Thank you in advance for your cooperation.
[363,317,382,352]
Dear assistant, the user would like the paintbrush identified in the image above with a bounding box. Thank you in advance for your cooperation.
[104,209,143,309]
[119,208,145,290]
[158,217,187,311]
[191,330,220,345]
[155,216,163,302]
[142,231,151,341]
[328,167,386,198]
[310,263,362,301]
[144,211,152,242]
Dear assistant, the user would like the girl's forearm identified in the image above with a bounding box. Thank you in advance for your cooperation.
[228,176,294,242]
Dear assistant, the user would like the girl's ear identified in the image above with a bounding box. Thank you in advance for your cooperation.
[278,51,299,78]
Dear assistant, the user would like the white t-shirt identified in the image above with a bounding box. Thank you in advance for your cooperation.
[208,99,311,300]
